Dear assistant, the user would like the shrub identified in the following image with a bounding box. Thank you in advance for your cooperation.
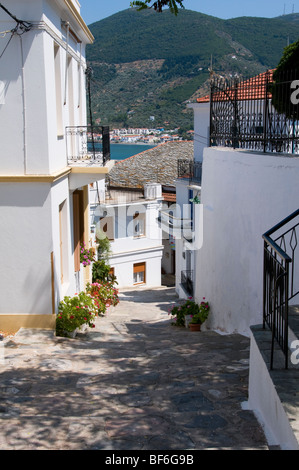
[86,281,119,315]
[169,298,209,326]
[56,292,97,337]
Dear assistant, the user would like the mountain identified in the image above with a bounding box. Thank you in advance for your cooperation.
[86,8,299,130]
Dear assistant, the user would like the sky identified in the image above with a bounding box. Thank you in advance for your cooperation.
[80,0,299,26]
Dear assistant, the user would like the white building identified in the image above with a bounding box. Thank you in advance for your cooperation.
[160,101,209,299]
[189,70,299,448]
[91,183,164,289]
[0,0,113,333]
[188,70,299,334]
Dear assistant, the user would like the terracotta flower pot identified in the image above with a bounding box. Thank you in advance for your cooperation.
[189,323,201,331]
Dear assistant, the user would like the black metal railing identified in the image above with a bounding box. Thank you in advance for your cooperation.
[263,209,299,369]
[178,160,202,184]
[66,125,110,164]
[181,270,194,297]
[210,70,299,154]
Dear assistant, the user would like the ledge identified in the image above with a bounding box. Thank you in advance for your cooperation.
[0,161,114,184]
[0,167,71,183]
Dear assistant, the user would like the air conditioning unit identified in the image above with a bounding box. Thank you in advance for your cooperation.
[144,183,162,200]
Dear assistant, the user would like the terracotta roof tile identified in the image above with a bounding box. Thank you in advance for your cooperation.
[197,70,275,103]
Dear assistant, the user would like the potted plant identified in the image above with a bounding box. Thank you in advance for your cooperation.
[189,298,210,331]
[56,291,97,338]
[80,242,95,267]
[169,298,201,327]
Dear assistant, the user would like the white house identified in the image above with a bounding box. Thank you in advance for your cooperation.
[188,70,299,334]
[189,70,299,449]
[0,0,113,333]
[162,101,209,299]
[92,182,164,289]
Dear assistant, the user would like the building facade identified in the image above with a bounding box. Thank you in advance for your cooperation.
[91,182,164,290]
[0,0,113,333]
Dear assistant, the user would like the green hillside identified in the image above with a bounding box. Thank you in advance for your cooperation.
[86,8,299,130]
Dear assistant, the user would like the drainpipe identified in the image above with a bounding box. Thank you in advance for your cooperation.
[19,34,27,174]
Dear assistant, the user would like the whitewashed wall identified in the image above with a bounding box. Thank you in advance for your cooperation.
[196,147,299,335]
[187,103,210,162]
[107,199,164,289]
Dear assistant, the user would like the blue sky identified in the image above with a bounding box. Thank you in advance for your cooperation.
[80,0,299,25]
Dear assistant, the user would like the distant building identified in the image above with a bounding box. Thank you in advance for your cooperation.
[90,141,193,288]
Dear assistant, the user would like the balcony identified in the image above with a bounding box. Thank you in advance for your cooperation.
[66,126,113,190]
[66,125,110,166]
[158,208,193,240]
[178,160,202,185]
[181,270,194,297]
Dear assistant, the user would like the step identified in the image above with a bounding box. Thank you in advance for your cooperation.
[250,323,299,449]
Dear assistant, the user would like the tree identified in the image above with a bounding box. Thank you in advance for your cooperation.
[270,39,299,119]
[130,0,185,15]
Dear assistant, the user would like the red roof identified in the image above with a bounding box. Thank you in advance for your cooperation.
[162,192,176,202]
[197,70,274,103]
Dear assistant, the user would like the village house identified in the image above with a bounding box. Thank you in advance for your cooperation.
[0,0,113,333]
[188,69,299,448]
[90,141,194,289]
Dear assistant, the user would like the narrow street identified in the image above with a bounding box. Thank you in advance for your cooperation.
[0,287,269,450]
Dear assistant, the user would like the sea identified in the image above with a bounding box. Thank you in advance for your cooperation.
[110,143,156,161]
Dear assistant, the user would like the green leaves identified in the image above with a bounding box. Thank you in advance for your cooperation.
[270,39,299,119]
[130,0,185,15]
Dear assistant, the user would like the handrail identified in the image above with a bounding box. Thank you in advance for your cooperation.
[263,208,299,238]
[263,208,299,369]
[262,234,292,263]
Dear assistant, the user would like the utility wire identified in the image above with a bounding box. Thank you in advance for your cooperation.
[0,29,14,60]
[0,3,32,32]
[0,3,33,60]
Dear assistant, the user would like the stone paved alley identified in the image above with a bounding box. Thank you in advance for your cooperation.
[0,287,269,450]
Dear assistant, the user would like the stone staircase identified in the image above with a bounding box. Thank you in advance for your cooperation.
[249,305,299,450]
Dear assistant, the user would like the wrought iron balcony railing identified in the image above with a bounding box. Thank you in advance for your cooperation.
[158,209,193,240]
[178,159,202,184]
[66,125,110,166]
[210,71,299,154]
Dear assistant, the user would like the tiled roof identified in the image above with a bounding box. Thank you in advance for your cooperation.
[162,192,176,202]
[197,70,274,103]
[108,141,194,189]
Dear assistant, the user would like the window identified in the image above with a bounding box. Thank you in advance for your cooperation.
[100,214,114,241]
[54,44,63,136]
[67,56,75,126]
[59,200,69,284]
[133,262,146,285]
[133,212,146,238]
[73,190,84,272]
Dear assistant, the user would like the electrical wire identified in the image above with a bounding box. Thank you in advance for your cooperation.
[0,29,14,60]
[0,3,33,61]
[0,3,32,32]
